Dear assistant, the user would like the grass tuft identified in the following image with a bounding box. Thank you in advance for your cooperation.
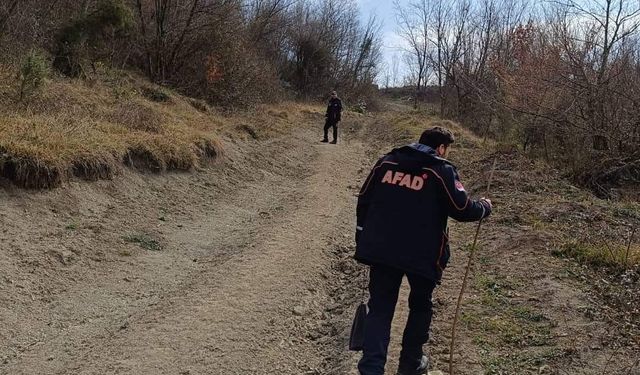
[553,240,640,269]
[0,69,223,188]
[123,233,162,251]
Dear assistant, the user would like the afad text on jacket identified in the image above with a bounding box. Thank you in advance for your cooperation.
[355,143,491,282]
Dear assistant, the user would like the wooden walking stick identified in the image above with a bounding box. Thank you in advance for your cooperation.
[448,158,497,375]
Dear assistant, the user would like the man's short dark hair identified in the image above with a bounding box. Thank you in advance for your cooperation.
[419,126,455,149]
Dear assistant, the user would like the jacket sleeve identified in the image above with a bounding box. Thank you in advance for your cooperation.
[337,99,342,121]
[356,157,384,242]
[437,164,491,222]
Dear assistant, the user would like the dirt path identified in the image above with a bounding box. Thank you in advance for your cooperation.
[1,106,638,375]
[0,109,369,374]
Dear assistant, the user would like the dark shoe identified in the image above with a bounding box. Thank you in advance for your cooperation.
[397,355,428,375]
[321,139,329,143]
[330,140,337,144]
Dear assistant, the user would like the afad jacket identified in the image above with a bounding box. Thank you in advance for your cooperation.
[355,143,491,281]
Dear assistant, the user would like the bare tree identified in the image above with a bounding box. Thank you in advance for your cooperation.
[1,0,384,106]
[133,0,226,83]
[245,0,295,42]
[349,14,383,89]
[394,0,430,108]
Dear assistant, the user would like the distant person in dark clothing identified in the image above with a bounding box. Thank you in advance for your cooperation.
[322,91,342,144]
[354,127,493,375]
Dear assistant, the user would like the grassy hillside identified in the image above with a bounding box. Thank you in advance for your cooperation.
[0,68,311,189]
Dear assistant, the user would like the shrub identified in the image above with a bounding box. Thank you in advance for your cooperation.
[18,50,49,101]
[141,86,171,103]
[201,43,283,108]
[53,0,132,77]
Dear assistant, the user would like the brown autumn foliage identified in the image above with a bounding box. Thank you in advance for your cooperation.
[0,0,383,107]
[395,0,640,198]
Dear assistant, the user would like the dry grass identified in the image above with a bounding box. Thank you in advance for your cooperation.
[0,67,309,189]
[554,240,640,269]
[219,101,322,141]
[364,108,489,167]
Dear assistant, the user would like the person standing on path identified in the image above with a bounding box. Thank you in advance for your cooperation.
[322,91,342,144]
[354,126,492,375]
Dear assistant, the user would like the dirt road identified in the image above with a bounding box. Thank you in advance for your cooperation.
[0,108,372,374]
[1,106,638,375]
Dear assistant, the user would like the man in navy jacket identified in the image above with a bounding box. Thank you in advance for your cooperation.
[322,91,342,144]
[355,126,492,375]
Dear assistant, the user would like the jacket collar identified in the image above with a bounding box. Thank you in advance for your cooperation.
[408,142,436,155]
[402,143,452,165]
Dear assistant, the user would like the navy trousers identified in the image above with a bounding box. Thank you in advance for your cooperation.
[358,264,437,375]
[323,119,338,141]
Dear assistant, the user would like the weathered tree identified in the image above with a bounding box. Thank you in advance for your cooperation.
[394,0,430,108]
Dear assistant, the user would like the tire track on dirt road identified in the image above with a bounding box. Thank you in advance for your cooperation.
[1,117,370,375]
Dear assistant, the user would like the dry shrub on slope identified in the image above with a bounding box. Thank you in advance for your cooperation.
[0,71,222,188]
